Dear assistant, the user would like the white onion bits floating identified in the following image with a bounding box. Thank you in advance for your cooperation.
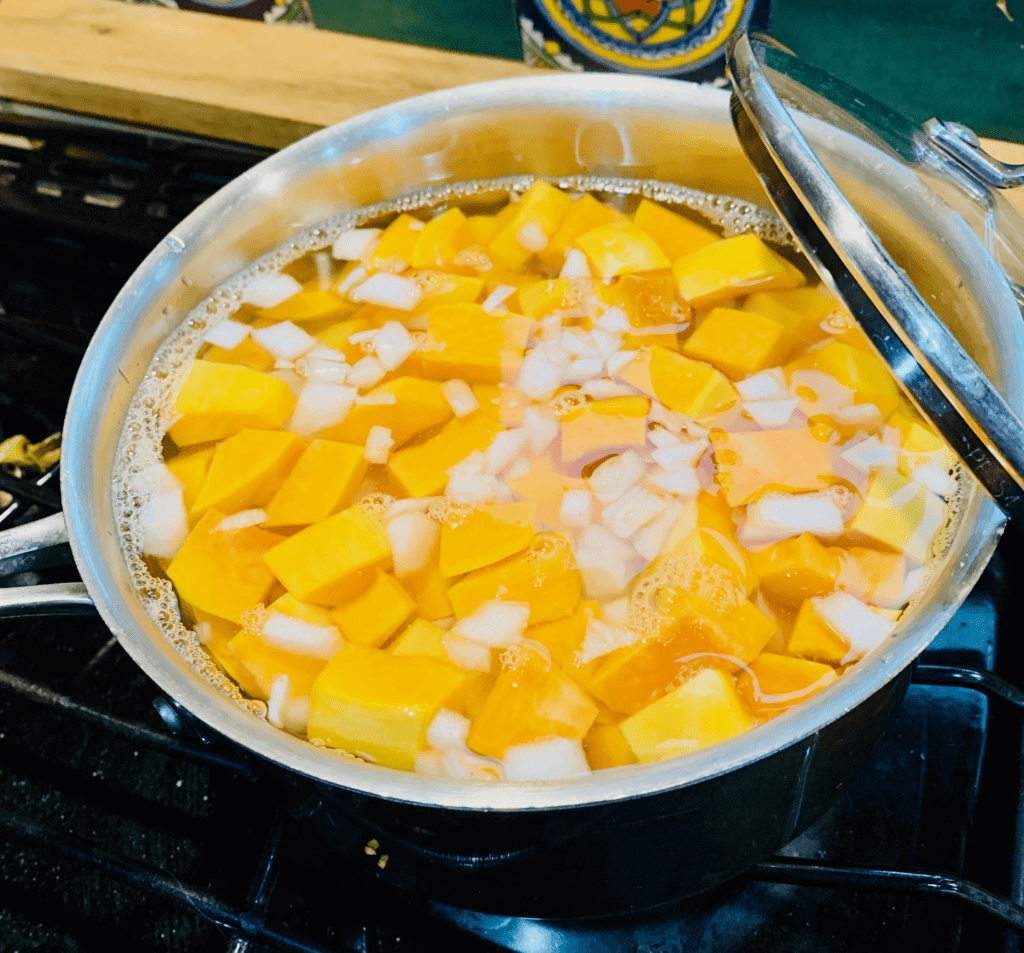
[331,228,381,261]
[251,321,317,362]
[372,320,417,370]
[452,599,531,648]
[348,272,422,311]
[386,511,439,577]
[289,382,356,439]
[587,450,645,505]
[241,273,303,309]
[138,463,189,560]
[203,319,250,351]
[440,379,480,418]
[502,736,591,781]
[364,425,394,464]
[261,612,342,660]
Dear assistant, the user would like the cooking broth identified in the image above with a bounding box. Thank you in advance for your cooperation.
[112,176,960,781]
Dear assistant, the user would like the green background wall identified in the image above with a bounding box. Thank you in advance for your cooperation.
[308,0,1024,143]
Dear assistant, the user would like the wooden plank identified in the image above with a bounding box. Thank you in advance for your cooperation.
[0,0,538,149]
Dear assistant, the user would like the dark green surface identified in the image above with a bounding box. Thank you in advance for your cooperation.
[308,0,1024,143]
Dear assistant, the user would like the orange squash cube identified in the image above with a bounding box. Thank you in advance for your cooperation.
[487,180,574,270]
[438,502,536,578]
[539,194,624,269]
[582,721,639,770]
[682,306,794,379]
[321,376,452,449]
[203,335,275,372]
[365,213,423,272]
[262,439,368,528]
[672,234,794,309]
[787,598,850,664]
[330,569,416,647]
[618,345,737,419]
[165,445,215,516]
[227,629,328,698]
[576,220,671,281]
[738,652,837,717]
[410,207,467,269]
[632,199,718,260]
[749,533,842,606]
[785,340,901,420]
[422,303,529,384]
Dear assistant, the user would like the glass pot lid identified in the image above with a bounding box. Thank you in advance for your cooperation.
[726,31,1024,530]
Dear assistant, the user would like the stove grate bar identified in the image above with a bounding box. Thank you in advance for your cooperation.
[750,856,1024,931]
[914,664,1024,708]
[0,467,61,511]
[0,808,344,953]
[0,665,253,776]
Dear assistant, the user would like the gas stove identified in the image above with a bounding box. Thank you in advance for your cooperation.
[2,100,1024,953]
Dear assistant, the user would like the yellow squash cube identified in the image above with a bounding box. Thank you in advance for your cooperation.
[620,667,753,763]
[560,396,650,463]
[682,306,794,379]
[203,335,275,372]
[263,504,392,605]
[539,194,624,269]
[321,376,452,449]
[447,533,582,624]
[409,273,485,315]
[672,234,792,309]
[262,439,368,528]
[315,315,374,363]
[517,278,577,318]
[787,598,849,664]
[165,445,215,515]
[524,601,600,675]
[410,207,467,269]
[583,722,639,770]
[438,502,536,578]
[226,630,328,698]
[738,652,837,717]
[388,410,501,498]
[606,273,692,351]
[166,509,284,623]
[488,180,574,270]
[167,360,296,446]
[888,402,946,476]
[330,569,416,647]
[749,533,842,606]
[633,199,718,260]
[422,303,529,384]
[268,592,336,626]
[618,345,737,419]
[401,545,455,620]
[308,644,474,769]
[466,650,599,759]
[260,287,352,324]
[576,220,671,281]
[846,468,947,564]
[190,608,262,698]
[190,429,305,519]
[389,618,449,659]
[741,290,834,346]
[365,213,422,272]
[785,340,901,419]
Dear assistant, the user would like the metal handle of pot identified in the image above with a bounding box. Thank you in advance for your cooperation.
[0,512,96,617]
[922,120,1024,190]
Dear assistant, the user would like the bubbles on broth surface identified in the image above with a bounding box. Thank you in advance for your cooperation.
[111,173,958,731]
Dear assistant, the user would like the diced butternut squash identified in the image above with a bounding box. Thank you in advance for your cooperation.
[749,533,842,606]
[409,273,485,315]
[488,181,574,270]
[606,273,692,351]
[888,402,946,476]
[447,533,581,624]
[268,592,336,626]
[524,600,600,676]
[438,502,536,578]
[560,396,650,463]
[711,428,840,507]
[620,667,753,763]
[785,340,901,420]
[632,199,718,260]
[506,455,588,535]
[262,439,368,527]
[389,618,448,659]
[517,278,576,318]
[846,468,947,564]
[741,291,832,346]
[402,545,455,620]
[410,208,467,269]
[576,220,671,281]
[618,345,737,419]
[365,213,423,272]
[166,509,284,622]
[539,194,624,268]
[308,644,474,769]
[191,429,305,519]
[321,376,452,449]
[260,288,352,324]
[167,360,296,446]
[192,609,263,698]
[330,569,416,647]
[388,410,501,498]
[422,303,529,384]
[227,629,328,698]
[738,652,837,716]
[583,721,639,770]
[315,315,374,362]
[165,445,215,515]
[466,649,598,759]
[456,214,501,248]
[787,598,849,663]
[672,234,793,309]
[263,504,392,605]
[682,306,794,379]
[203,335,275,372]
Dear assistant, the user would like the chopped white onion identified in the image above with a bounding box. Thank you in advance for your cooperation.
[441,747,506,781]
[651,440,708,470]
[606,349,639,378]
[741,491,845,546]
[516,351,565,400]
[364,425,394,464]
[426,708,471,750]
[735,368,786,401]
[203,319,250,350]
[137,464,189,560]
[267,674,292,729]
[559,248,591,279]
[573,524,639,598]
[193,620,213,645]
[214,509,267,532]
[601,485,671,538]
[314,251,333,291]
[506,456,532,480]
[590,327,624,359]
[305,344,348,363]
[442,632,493,672]
[595,307,631,332]
[563,356,606,385]
[347,328,378,346]
[289,382,356,438]
[261,612,343,660]
[452,599,530,648]
[273,359,295,370]
[502,737,590,781]
[251,321,317,362]
[481,284,516,314]
[485,428,530,475]
[577,617,641,665]
[840,435,899,472]
[347,356,387,390]
[911,462,957,498]
[337,264,368,297]
[445,470,499,506]
[522,407,560,456]
[516,223,548,252]
[281,696,310,734]
[743,397,800,429]
[269,369,305,397]
[300,356,350,384]
[385,496,439,519]
[386,511,439,576]
[331,228,382,261]
[372,320,417,370]
[601,597,630,626]
[348,272,422,311]
[832,403,882,426]
[560,328,599,358]
[633,501,688,561]
[438,379,479,419]
[901,566,928,603]
[813,591,897,660]
[790,369,854,414]
[587,450,646,504]
[582,378,634,400]
[647,426,682,450]
[241,273,303,309]
[414,751,446,776]
[559,489,595,529]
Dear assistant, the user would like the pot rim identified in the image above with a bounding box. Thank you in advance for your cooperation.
[62,74,1012,811]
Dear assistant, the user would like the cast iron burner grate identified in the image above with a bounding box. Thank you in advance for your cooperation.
[2,99,1024,953]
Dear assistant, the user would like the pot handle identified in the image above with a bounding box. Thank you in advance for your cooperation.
[0,512,96,617]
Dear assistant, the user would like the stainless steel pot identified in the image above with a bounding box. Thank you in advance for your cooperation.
[1,75,1022,916]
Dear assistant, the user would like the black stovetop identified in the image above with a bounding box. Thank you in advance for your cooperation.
[2,100,1024,953]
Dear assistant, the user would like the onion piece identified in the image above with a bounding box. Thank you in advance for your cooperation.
[559,248,591,279]
[606,349,639,378]
[563,356,605,385]
[348,272,422,311]
[267,674,291,729]
[481,284,517,314]
[506,456,532,480]
[194,621,213,645]
[426,708,471,750]
[516,351,565,400]
[347,356,386,390]
[743,397,800,429]
[516,223,548,252]
[261,611,343,660]
[911,461,957,498]
[577,617,641,666]
[138,464,189,560]
[601,597,630,626]
[337,265,368,297]
[485,428,530,475]
[587,450,646,504]
[305,344,348,363]
[441,748,506,781]
[289,382,356,438]
[840,435,899,471]
[595,307,631,332]
[573,524,639,598]
[632,501,687,561]
[214,509,267,532]
[600,486,670,539]
[559,489,595,529]
[364,425,394,464]
[582,378,634,400]
[372,320,417,370]
[300,356,350,384]
[440,378,480,418]
[735,368,786,401]
[651,440,708,470]
[503,737,590,781]
[522,407,560,456]
[241,273,303,309]
[203,319,250,350]
[386,511,439,576]
[813,591,897,660]
[740,491,845,547]
[832,403,882,427]
[446,470,499,506]
[647,426,681,450]
[442,632,493,672]
[452,599,530,648]
[281,696,310,734]
[386,496,439,519]
[332,228,382,261]
[251,321,318,361]
[269,369,304,397]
